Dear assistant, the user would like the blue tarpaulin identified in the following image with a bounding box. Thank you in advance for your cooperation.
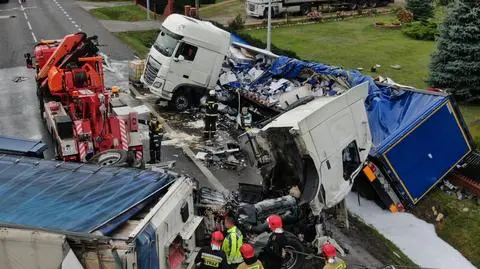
[0,155,174,233]
[253,56,451,156]
[136,223,160,269]
[231,34,248,45]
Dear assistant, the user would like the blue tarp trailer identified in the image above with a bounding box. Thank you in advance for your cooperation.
[238,56,475,209]
[0,135,47,158]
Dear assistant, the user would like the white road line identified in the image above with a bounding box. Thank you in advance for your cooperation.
[78,28,83,32]
[23,12,27,20]
[74,24,79,28]
[27,21,32,30]
[31,32,37,42]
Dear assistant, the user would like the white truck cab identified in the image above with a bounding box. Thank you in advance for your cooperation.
[239,82,372,213]
[141,14,230,111]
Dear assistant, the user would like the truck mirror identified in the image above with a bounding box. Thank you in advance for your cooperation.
[173,55,184,62]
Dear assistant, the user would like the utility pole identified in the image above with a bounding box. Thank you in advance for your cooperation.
[266,0,272,51]
[195,0,200,17]
[146,0,151,20]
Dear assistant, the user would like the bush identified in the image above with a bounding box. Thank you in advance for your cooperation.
[406,0,434,21]
[436,0,453,6]
[396,7,414,24]
[227,14,245,31]
[402,21,438,40]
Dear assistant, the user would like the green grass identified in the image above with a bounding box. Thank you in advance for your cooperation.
[114,30,159,57]
[243,15,435,89]
[413,190,480,267]
[200,0,245,19]
[460,105,480,148]
[90,4,148,21]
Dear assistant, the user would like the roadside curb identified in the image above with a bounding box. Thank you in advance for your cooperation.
[129,85,229,194]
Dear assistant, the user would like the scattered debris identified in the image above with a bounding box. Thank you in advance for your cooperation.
[462,207,469,213]
[390,64,402,70]
[435,213,444,222]
[12,76,27,83]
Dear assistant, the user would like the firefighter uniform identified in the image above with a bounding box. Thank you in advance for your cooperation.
[237,260,264,269]
[261,232,287,269]
[323,258,347,269]
[149,120,163,164]
[203,95,218,140]
[195,247,229,269]
[222,226,244,267]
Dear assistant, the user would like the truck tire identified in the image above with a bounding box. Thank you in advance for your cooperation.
[170,90,191,111]
[282,232,306,269]
[300,4,310,16]
[89,149,128,167]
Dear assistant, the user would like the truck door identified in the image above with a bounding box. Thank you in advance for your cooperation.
[168,42,210,87]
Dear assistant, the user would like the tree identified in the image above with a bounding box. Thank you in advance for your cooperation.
[428,0,480,101]
[406,0,434,20]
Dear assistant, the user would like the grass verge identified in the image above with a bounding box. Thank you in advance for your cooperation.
[114,30,159,57]
[412,190,480,267]
[200,0,245,19]
[90,4,148,21]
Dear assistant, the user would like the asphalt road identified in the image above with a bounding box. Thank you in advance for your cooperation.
[0,0,134,69]
[0,0,134,157]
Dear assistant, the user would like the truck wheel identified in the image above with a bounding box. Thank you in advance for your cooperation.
[170,91,191,112]
[300,4,310,16]
[89,149,128,167]
[282,232,306,269]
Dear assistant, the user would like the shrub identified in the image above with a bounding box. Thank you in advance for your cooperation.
[227,14,245,31]
[396,7,414,24]
[402,21,438,40]
[406,0,434,21]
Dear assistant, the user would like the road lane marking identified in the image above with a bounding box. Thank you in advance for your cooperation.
[49,0,82,32]
[31,32,37,42]
[27,20,32,30]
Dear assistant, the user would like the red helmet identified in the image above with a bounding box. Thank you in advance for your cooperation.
[240,243,255,259]
[266,214,283,230]
[211,231,224,246]
[322,243,337,258]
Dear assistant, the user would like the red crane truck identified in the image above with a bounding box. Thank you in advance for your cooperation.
[25,32,144,166]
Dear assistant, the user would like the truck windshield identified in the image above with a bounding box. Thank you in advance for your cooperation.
[154,30,181,57]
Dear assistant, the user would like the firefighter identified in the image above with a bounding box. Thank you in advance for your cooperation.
[322,243,347,269]
[203,90,218,140]
[237,243,264,269]
[260,215,287,269]
[236,107,252,131]
[222,215,244,268]
[148,117,163,164]
[195,231,229,269]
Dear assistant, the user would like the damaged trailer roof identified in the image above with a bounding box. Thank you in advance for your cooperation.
[252,56,464,155]
[0,155,174,234]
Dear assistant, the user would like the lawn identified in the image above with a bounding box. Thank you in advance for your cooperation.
[90,4,148,21]
[114,30,159,57]
[200,0,245,19]
[413,190,480,267]
[244,15,435,89]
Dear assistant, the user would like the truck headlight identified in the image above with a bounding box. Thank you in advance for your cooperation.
[153,81,163,89]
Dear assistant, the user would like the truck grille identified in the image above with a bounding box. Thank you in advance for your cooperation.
[144,58,160,85]
[249,4,255,11]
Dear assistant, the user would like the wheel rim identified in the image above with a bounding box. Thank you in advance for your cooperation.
[282,245,299,269]
[175,95,189,111]
[97,151,122,166]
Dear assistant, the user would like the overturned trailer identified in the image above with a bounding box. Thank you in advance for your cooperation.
[234,56,475,212]
[0,155,202,269]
